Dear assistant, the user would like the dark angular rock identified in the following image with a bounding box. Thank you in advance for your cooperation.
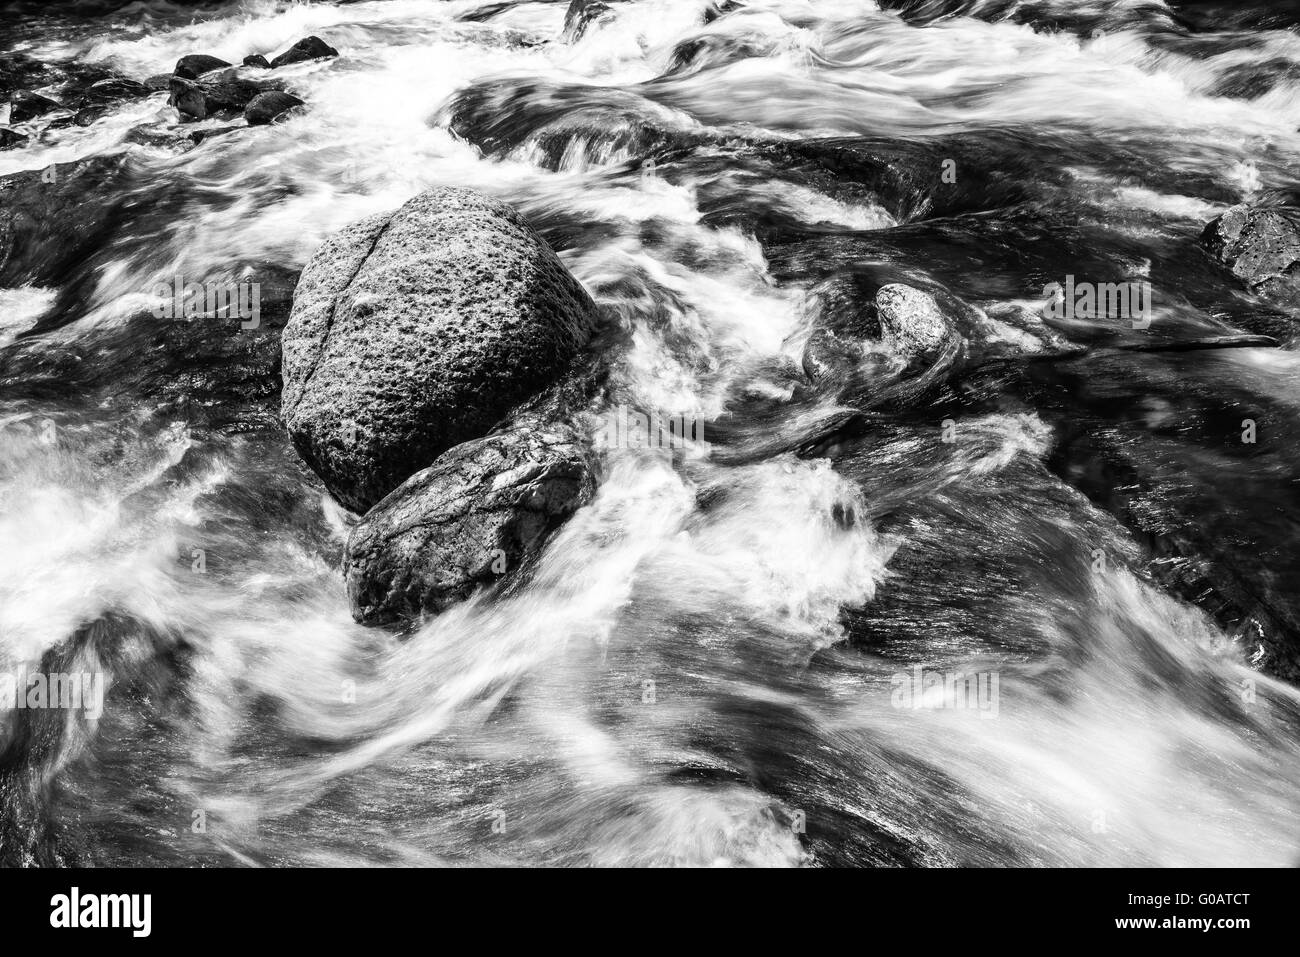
[269,36,339,69]
[174,54,232,80]
[344,421,596,624]
[9,90,62,123]
[244,90,303,125]
[242,54,271,69]
[1201,204,1300,307]
[0,127,28,150]
[144,73,173,92]
[168,71,278,120]
[0,154,132,287]
[281,186,599,513]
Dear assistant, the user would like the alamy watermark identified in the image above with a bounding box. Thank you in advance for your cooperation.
[599,404,705,456]
[890,665,1000,718]
[0,668,105,720]
[1042,275,1152,330]
[149,275,261,329]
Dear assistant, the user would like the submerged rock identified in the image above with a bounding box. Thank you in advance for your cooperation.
[187,125,244,145]
[802,328,864,385]
[269,36,339,68]
[79,76,148,103]
[1201,204,1300,307]
[174,54,232,80]
[344,421,596,624]
[281,186,599,513]
[245,90,303,125]
[0,154,131,286]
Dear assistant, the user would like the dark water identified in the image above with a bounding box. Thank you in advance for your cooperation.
[2,0,1300,867]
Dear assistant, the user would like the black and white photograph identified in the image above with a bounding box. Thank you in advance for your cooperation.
[0,0,1294,923]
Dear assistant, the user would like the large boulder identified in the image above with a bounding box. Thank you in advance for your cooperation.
[1201,204,1300,307]
[167,71,279,120]
[245,90,303,125]
[281,186,599,513]
[876,283,951,360]
[344,420,596,624]
[269,36,339,68]
[174,54,232,80]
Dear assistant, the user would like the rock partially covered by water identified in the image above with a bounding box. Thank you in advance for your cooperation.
[80,76,148,103]
[245,90,303,125]
[168,70,279,120]
[242,54,271,69]
[876,283,952,360]
[281,186,599,513]
[174,54,232,79]
[9,90,62,123]
[344,420,596,624]
[0,155,130,286]
[1201,204,1300,307]
[562,0,614,41]
[269,36,339,68]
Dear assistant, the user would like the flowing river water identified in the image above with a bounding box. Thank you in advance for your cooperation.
[2,0,1300,866]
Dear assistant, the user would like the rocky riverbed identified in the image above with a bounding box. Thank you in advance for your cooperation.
[2,0,1300,867]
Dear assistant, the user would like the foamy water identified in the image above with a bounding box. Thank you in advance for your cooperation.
[2,0,1300,867]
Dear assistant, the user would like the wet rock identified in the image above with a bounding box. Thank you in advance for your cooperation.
[144,73,173,92]
[168,71,277,120]
[71,106,113,127]
[269,36,339,68]
[0,154,131,287]
[174,54,232,80]
[801,328,862,384]
[0,127,28,150]
[245,90,303,125]
[242,54,271,69]
[167,77,209,119]
[188,125,244,145]
[562,0,614,41]
[1201,204,1300,307]
[123,124,191,149]
[0,53,59,99]
[876,283,952,360]
[344,421,596,624]
[281,186,599,513]
[80,76,149,103]
[9,90,62,123]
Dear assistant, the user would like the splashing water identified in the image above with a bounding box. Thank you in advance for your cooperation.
[2,0,1300,867]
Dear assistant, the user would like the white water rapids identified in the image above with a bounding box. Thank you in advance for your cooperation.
[1,0,1299,866]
